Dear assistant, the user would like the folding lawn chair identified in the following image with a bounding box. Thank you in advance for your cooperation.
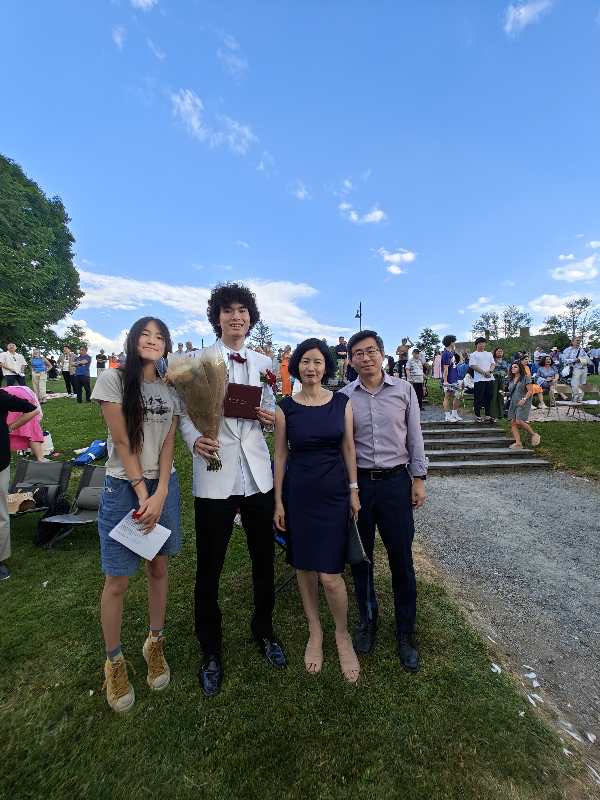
[9,458,72,517]
[37,464,106,548]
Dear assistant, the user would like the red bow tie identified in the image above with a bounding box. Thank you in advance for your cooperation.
[228,352,247,364]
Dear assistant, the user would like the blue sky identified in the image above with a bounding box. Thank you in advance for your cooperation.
[3,0,600,360]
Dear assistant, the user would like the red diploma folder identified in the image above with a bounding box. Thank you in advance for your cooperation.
[223,383,262,420]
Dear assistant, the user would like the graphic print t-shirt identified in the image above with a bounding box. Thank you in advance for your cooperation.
[91,369,182,479]
[441,349,458,384]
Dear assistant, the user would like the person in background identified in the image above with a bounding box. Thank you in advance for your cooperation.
[507,362,541,449]
[395,341,410,379]
[550,347,561,370]
[74,346,92,403]
[335,336,348,384]
[5,385,47,462]
[280,345,292,396]
[96,349,108,373]
[490,347,508,420]
[0,344,27,387]
[441,335,462,423]
[536,355,558,408]
[185,341,196,355]
[92,316,181,714]
[386,356,396,376]
[108,352,119,369]
[589,344,600,375]
[456,353,469,381]
[30,348,52,403]
[340,330,427,673]
[519,354,532,377]
[462,367,475,395]
[47,356,59,380]
[0,387,38,580]
[469,337,495,423]
[432,351,442,381]
[406,348,425,410]
[58,347,75,397]
[274,339,360,682]
[562,337,589,403]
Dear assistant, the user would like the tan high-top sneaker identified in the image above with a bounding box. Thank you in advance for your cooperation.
[143,635,170,690]
[103,656,135,713]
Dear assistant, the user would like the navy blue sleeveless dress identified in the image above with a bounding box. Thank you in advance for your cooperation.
[280,392,349,574]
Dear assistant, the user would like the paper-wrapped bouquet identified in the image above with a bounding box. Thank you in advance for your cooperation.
[167,351,228,471]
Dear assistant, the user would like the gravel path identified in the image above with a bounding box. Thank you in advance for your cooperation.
[416,470,600,738]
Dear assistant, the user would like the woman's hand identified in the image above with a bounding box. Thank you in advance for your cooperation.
[518,399,526,407]
[273,501,286,531]
[193,436,220,463]
[135,488,167,533]
[350,488,361,519]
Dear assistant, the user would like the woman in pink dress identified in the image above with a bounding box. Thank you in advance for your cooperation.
[4,385,48,462]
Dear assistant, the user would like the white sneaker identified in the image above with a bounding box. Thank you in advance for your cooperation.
[451,411,463,421]
[444,412,452,422]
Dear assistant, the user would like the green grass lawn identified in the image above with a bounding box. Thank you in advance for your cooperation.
[1,379,589,799]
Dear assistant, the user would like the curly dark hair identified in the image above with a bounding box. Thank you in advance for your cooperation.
[288,338,336,383]
[207,282,260,337]
[442,334,457,347]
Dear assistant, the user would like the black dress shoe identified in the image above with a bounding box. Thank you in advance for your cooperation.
[353,620,377,654]
[398,633,420,672]
[256,637,287,668]
[198,654,223,697]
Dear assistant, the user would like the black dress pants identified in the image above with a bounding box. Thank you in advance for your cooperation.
[474,380,494,418]
[194,490,275,655]
[62,371,73,394]
[75,376,91,402]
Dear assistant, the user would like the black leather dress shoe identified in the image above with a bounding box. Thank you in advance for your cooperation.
[353,620,377,654]
[256,637,287,668]
[198,654,223,697]
[398,633,420,672]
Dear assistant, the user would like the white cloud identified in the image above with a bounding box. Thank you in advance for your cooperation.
[54,316,129,358]
[387,266,404,275]
[256,150,276,176]
[292,180,310,201]
[112,26,126,50]
[217,35,248,80]
[236,240,250,249]
[131,0,157,9]
[551,254,598,283]
[147,38,166,60]
[361,168,372,182]
[76,269,348,344]
[501,279,516,287]
[339,202,387,225]
[588,241,600,249]
[466,296,505,314]
[503,1,554,36]
[430,323,449,332]
[377,247,417,266]
[527,293,580,317]
[558,253,575,261]
[458,309,465,315]
[170,89,257,156]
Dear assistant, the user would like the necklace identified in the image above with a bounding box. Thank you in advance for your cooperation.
[300,387,325,406]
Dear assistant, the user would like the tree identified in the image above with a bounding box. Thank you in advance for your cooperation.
[415,327,441,361]
[60,324,88,352]
[472,312,499,339]
[0,155,82,351]
[501,305,532,338]
[540,297,600,345]
[249,320,273,350]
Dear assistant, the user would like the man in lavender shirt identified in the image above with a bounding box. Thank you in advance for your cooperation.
[340,330,427,672]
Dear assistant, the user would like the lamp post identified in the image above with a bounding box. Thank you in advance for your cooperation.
[355,302,362,331]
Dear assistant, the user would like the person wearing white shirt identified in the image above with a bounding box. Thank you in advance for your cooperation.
[0,344,27,386]
[178,283,287,698]
[469,337,496,422]
[562,337,589,402]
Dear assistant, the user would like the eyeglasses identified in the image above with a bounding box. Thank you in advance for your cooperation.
[352,347,381,359]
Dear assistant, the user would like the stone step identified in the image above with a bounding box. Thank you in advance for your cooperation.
[428,458,551,475]
[422,426,499,437]
[425,447,536,462]
[421,420,480,429]
[423,436,513,449]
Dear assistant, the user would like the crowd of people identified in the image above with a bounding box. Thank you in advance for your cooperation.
[0,290,597,711]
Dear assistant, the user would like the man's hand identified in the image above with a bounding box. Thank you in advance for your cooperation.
[193,435,220,462]
[412,478,426,509]
[256,408,276,427]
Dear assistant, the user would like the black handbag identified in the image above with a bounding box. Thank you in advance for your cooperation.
[347,517,369,565]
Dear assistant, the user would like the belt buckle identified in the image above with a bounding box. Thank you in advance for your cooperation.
[370,470,384,481]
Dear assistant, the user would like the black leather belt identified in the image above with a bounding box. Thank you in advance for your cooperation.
[357,464,405,481]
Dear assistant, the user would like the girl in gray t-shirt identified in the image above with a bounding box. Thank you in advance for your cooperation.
[91,316,181,714]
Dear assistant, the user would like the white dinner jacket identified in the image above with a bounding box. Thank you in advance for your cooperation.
[178,343,274,499]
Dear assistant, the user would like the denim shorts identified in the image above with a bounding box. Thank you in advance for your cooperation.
[98,472,181,576]
[443,382,460,394]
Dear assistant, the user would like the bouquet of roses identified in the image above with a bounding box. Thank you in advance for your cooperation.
[167,352,228,471]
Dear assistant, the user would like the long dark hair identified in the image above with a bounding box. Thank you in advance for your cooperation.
[120,317,172,453]
[510,361,527,382]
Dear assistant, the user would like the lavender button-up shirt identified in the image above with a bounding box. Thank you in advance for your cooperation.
[340,372,428,477]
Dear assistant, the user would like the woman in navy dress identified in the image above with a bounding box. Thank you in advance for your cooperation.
[274,339,361,683]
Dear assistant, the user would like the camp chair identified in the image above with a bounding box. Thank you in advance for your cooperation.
[580,383,600,420]
[554,383,588,421]
[39,464,106,547]
[9,458,72,516]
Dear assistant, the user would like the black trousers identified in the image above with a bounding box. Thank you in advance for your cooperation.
[62,371,73,394]
[5,375,25,387]
[474,380,494,418]
[75,376,91,402]
[194,490,276,655]
[412,382,424,410]
[352,468,416,636]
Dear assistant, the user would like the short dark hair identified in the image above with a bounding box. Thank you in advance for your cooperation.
[442,334,456,347]
[347,329,384,358]
[207,282,260,337]
[288,338,336,382]
[474,337,487,346]
[492,347,503,360]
